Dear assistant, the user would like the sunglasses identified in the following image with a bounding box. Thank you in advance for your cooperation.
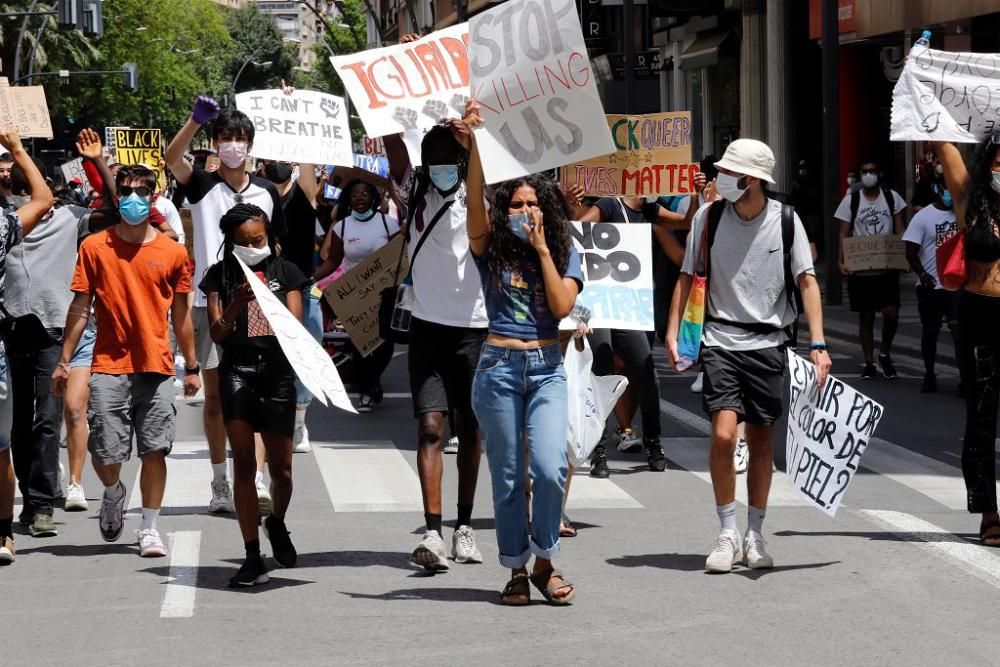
[119,185,151,198]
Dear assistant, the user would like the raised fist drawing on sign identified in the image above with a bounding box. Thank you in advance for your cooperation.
[393,107,419,130]
[320,97,341,119]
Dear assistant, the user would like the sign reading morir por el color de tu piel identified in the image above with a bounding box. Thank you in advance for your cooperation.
[561,112,698,197]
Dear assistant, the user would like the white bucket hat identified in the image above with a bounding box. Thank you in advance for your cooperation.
[714,138,776,184]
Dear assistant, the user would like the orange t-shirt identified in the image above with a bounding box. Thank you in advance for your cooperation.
[71,229,192,376]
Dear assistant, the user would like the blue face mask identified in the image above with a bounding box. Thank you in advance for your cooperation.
[428,165,460,193]
[507,212,532,242]
[119,193,150,225]
[941,189,953,209]
[351,208,376,222]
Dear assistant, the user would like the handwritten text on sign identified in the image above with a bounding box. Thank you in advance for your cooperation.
[0,79,53,139]
[469,0,615,184]
[235,256,356,413]
[330,23,470,138]
[786,350,884,517]
[562,222,653,331]
[323,235,407,357]
[236,89,352,167]
[891,46,1000,142]
[562,112,698,197]
[60,158,93,195]
[115,129,164,189]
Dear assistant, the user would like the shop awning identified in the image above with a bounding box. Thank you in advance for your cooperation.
[679,30,733,70]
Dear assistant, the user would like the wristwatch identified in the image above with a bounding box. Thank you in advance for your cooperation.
[184,364,201,375]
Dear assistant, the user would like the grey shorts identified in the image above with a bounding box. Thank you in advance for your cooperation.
[88,373,176,464]
[193,306,221,370]
[0,354,10,452]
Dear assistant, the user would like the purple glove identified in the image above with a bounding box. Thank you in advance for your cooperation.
[191,96,220,125]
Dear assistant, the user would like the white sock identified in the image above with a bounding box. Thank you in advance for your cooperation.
[748,506,766,536]
[104,482,124,500]
[255,470,264,485]
[140,508,159,532]
[717,501,738,533]
[212,461,227,481]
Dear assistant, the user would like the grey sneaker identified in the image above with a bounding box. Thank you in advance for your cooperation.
[209,478,234,513]
[30,512,57,537]
[452,525,483,564]
[99,481,126,542]
[743,531,774,569]
[443,436,459,454]
[136,528,168,558]
[410,530,450,571]
[705,529,743,573]
[616,427,643,453]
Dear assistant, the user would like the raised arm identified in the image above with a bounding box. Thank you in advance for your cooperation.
[166,96,220,186]
[463,101,489,257]
[76,128,120,232]
[936,141,970,228]
[0,128,52,235]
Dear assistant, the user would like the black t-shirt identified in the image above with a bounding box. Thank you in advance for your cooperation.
[595,197,659,223]
[278,183,318,276]
[198,255,307,352]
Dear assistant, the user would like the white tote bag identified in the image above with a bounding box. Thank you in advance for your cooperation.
[565,338,628,468]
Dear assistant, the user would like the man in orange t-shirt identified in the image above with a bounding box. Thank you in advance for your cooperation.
[53,165,201,559]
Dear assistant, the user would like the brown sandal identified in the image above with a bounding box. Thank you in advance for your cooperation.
[500,573,530,606]
[529,568,575,605]
[980,518,1000,547]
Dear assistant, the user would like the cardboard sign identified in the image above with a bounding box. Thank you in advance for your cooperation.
[562,222,653,331]
[324,154,391,200]
[468,1,615,184]
[786,350,884,517]
[105,126,128,163]
[235,255,355,412]
[115,128,164,190]
[843,235,909,272]
[236,89,352,167]
[330,23,470,138]
[0,79,53,139]
[358,134,386,156]
[561,112,698,196]
[59,158,93,195]
[322,235,408,356]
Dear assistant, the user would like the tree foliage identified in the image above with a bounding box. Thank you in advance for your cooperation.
[225,3,298,94]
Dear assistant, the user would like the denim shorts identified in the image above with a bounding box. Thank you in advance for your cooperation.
[69,326,97,369]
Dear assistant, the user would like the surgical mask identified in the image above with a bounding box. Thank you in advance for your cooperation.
[507,212,532,242]
[351,208,376,222]
[119,193,150,225]
[847,176,857,186]
[716,172,747,203]
[798,169,808,178]
[991,171,1000,195]
[861,172,879,188]
[232,244,272,266]
[935,163,944,176]
[218,141,249,169]
[428,165,460,193]
[940,190,953,208]
[264,162,293,183]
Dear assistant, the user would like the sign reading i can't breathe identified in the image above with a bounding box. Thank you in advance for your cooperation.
[562,222,653,331]
[785,350,884,517]
[236,89,353,167]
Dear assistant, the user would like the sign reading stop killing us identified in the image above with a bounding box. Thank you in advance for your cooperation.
[468,0,616,184]
[562,222,653,331]
[786,350,884,517]
[236,89,353,167]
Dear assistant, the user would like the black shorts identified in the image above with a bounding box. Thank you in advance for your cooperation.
[219,347,297,437]
[848,272,900,313]
[408,317,487,419]
[701,346,786,425]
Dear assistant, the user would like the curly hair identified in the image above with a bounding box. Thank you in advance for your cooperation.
[966,139,1000,230]
[216,202,278,303]
[335,178,381,221]
[487,173,573,287]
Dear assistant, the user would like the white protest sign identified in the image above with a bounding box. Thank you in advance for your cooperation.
[235,256,356,413]
[330,23,470,138]
[468,0,615,184]
[785,350,884,517]
[236,89,353,166]
[59,158,93,195]
[562,222,653,331]
[890,45,1000,142]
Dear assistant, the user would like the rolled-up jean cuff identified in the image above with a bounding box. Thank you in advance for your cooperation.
[498,546,532,569]
[530,536,560,562]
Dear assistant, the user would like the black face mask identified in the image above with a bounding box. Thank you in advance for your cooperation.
[265,162,293,184]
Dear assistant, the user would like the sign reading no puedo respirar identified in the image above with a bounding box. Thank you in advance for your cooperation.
[561,112,700,197]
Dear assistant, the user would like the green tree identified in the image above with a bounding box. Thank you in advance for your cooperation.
[0,2,99,82]
[225,4,297,94]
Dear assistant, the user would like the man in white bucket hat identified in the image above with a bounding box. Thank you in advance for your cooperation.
[666,138,832,573]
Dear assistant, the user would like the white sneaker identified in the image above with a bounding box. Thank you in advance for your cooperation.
[65,482,89,511]
[136,528,167,558]
[743,531,774,569]
[410,530,450,571]
[256,479,272,517]
[616,427,643,453]
[452,525,483,564]
[293,407,312,453]
[58,462,65,492]
[705,529,743,573]
[690,371,704,393]
[0,536,14,564]
[209,478,234,513]
[733,438,749,475]
[443,436,459,454]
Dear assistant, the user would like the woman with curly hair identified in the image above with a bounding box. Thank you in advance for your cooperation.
[464,102,583,605]
[939,138,1000,546]
[200,203,307,586]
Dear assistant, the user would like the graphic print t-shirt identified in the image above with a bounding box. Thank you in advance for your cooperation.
[833,189,906,237]
[901,204,958,288]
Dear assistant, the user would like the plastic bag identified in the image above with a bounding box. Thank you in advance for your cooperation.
[565,338,628,467]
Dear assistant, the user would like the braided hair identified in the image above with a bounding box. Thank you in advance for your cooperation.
[217,203,277,305]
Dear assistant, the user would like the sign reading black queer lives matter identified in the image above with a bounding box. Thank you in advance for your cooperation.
[786,350,884,517]
[236,89,353,167]
[468,0,615,184]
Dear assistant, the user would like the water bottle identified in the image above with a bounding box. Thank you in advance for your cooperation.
[914,29,931,49]
[390,282,414,333]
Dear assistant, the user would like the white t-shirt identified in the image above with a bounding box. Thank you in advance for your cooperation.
[332,212,401,272]
[833,188,906,237]
[901,204,957,288]
[154,196,184,245]
[681,199,814,351]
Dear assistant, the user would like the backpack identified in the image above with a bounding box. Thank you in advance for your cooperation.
[848,186,896,236]
[703,199,798,338]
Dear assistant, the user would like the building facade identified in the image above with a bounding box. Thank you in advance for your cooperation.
[256,0,341,69]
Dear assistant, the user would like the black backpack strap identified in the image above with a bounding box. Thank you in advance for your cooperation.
[781,203,797,315]
[380,212,389,237]
[882,185,896,217]
[408,200,455,273]
[849,190,860,231]
[703,200,726,279]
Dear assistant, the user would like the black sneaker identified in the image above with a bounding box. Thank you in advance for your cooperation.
[878,354,897,379]
[264,515,297,568]
[921,373,937,394]
[372,383,384,406]
[861,363,878,379]
[645,438,667,472]
[357,394,374,413]
[590,445,610,478]
[18,507,32,528]
[228,554,270,588]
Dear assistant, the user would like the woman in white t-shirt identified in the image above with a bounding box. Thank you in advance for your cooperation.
[312,179,400,411]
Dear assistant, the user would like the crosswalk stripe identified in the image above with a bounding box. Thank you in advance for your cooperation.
[313,440,425,512]
[160,531,201,618]
[566,475,643,509]
[861,437,982,511]
[127,442,225,514]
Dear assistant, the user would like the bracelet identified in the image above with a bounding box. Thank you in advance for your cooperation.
[216,316,233,329]
[809,342,828,351]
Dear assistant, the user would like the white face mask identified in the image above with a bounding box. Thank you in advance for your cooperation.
[847,176,857,186]
[232,244,272,266]
[861,172,879,188]
[716,172,747,203]
[935,163,944,175]
[991,171,1000,195]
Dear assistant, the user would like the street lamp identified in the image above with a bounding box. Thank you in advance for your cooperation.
[232,46,273,92]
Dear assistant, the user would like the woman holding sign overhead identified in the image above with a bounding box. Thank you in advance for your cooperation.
[464,100,584,606]
[200,203,308,587]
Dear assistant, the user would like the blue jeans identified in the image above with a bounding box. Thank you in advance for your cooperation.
[295,290,324,406]
[472,343,568,568]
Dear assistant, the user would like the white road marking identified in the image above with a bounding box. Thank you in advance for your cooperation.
[859,510,1000,590]
[127,441,228,515]
[160,530,201,618]
[565,474,643,509]
[314,440,424,512]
